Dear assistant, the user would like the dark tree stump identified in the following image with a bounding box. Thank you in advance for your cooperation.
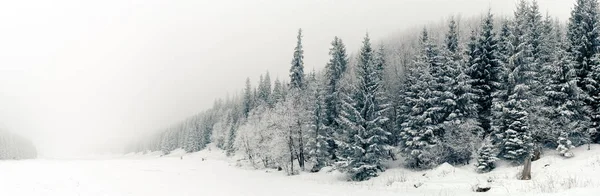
[475,187,491,192]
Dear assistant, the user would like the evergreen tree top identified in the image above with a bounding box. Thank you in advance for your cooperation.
[359,33,373,70]
[445,17,460,54]
[290,28,305,90]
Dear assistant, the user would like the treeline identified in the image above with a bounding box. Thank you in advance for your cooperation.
[0,130,37,160]
[127,0,600,181]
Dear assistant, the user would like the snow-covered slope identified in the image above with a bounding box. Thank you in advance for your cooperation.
[0,145,599,196]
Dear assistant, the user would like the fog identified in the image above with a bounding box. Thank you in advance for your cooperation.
[0,0,574,157]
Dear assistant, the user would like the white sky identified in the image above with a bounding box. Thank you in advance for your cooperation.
[0,0,575,157]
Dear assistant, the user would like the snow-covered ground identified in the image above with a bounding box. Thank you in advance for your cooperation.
[1,145,600,196]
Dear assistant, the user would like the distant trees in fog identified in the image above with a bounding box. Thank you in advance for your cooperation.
[0,130,37,160]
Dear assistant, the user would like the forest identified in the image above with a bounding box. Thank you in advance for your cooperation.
[126,0,600,181]
[0,130,37,160]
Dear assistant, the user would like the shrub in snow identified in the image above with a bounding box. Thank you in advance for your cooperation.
[472,182,491,192]
[557,132,575,158]
[501,129,534,164]
[475,143,498,173]
[439,119,481,165]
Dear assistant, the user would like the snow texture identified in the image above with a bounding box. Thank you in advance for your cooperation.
[2,144,600,196]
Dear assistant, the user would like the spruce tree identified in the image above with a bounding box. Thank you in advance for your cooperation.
[467,11,503,137]
[475,138,498,173]
[290,28,305,90]
[272,78,285,104]
[498,4,537,162]
[567,0,600,143]
[399,29,440,169]
[490,20,514,146]
[523,1,550,148]
[335,34,391,181]
[258,72,272,105]
[439,18,481,165]
[306,76,329,171]
[243,78,253,118]
[323,36,349,163]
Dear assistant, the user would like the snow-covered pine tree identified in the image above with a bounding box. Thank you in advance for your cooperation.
[520,1,551,151]
[243,78,253,118]
[335,34,391,181]
[290,28,305,90]
[322,36,349,163]
[567,0,600,143]
[373,44,398,155]
[306,73,329,171]
[438,18,481,165]
[466,11,503,137]
[258,71,272,106]
[490,19,514,147]
[399,28,440,169]
[557,132,576,158]
[284,28,309,173]
[475,138,498,173]
[498,6,536,163]
[185,119,201,152]
[272,78,285,104]
[542,17,592,156]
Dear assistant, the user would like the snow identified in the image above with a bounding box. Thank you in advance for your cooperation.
[1,145,600,196]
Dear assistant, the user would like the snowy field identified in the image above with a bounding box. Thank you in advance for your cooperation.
[1,146,600,196]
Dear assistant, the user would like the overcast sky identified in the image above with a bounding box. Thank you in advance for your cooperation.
[0,0,575,157]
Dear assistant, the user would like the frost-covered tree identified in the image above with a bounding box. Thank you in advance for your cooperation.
[243,78,253,118]
[399,29,441,169]
[557,132,576,158]
[490,19,514,149]
[438,18,481,165]
[335,34,391,181]
[258,72,272,105]
[290,28,305,90]
[306,73,329,171]
[322,36,350,164]
[498,5,536,162]
[543,19,592,153]
[475,138,498,173]
[467,11,503,136]
[567,0,600,143]
[272,78,285,104]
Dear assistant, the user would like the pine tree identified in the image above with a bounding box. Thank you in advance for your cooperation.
[290,28,305,90]
[399,29,441,169]
[335,34,391,181]
[557,132,576,158]
[542,18,593,155]
[258,72,272,105]
[438,18,481,165]
[467,11,503,137]
[475,139,498,173]
[491,20,514,146]
[272,78,285,104]
[567,0,600,143]
[306,75,329,171]
[523,0,550,148]
[186,120,201,152]
[498,4,538,162]
[373,45,398,151]
[322,36,349,163]
[287,29,309,171]
[243,78,253,118]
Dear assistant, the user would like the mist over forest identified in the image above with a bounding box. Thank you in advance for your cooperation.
[3,0,600,195]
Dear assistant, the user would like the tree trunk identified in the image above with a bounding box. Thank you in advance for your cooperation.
[288,128,295,175]
[297,120,305,170]
[520,156,532,180]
